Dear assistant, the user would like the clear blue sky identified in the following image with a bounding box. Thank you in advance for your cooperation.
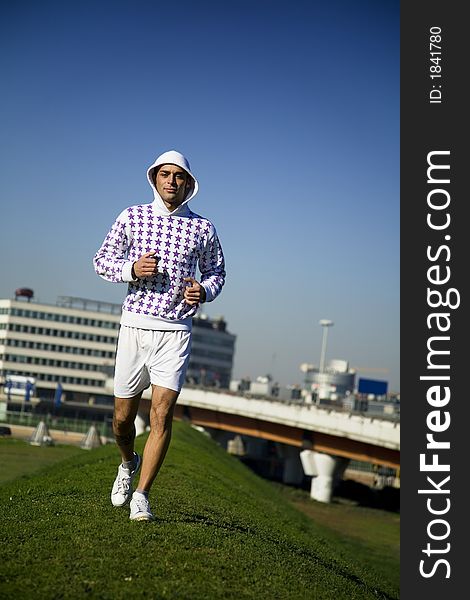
[0,0,400,392]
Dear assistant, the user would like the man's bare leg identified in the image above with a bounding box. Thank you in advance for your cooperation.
[135,385,179,493]
[110,394,144,508]
[113,394,142,462]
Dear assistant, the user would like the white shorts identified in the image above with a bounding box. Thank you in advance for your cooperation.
[114,326,192,397]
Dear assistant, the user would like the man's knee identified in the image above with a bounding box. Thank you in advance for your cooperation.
[112,407,136,437]
[149,388,178,433]
[113,412,131,429]
[149,403,174,432]
[113,396,140,429]
[113,417,136,447]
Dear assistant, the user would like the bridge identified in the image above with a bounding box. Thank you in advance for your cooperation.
[136,386,400,503]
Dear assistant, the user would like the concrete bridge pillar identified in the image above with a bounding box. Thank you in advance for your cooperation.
[300,450,349,503]
[134,397,152,436]
[134,411,149,436]
[227,434,245,456]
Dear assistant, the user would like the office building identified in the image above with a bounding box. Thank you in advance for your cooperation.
[0,295,236,409]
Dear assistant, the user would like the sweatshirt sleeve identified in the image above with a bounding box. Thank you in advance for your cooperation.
[93,209,136,283]
[199,225,226,303]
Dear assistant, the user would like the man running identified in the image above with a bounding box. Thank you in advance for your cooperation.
[94,150,225,520]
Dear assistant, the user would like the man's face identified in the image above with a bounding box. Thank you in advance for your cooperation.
[155,164,191,210]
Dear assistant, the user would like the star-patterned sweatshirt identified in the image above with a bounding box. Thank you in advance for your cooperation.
[93,150,225,331]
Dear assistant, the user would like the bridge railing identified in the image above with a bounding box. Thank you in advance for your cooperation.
[181,384,400,422]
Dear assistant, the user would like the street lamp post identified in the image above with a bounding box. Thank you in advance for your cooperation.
[319,319,334,373]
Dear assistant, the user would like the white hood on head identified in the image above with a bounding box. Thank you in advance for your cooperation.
[147,150,199,215]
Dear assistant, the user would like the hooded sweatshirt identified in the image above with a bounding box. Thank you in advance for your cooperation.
[93,150,225,331]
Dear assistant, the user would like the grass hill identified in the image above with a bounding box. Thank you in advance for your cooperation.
[0,421,399,599]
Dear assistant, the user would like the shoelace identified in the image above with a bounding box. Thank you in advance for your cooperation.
[133,496,150,513]
[117,468,131,493]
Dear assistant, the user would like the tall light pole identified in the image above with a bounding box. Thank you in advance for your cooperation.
[319,319,334,373]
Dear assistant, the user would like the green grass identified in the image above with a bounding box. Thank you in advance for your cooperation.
[0,438,83,484]
[275,485,400,587]
[0,422,399,599]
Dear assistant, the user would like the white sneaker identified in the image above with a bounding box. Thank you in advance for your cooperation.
[129,492,154,521]
[110,453,141,507]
